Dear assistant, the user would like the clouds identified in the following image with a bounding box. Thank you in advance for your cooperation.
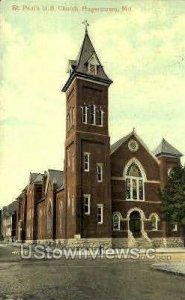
[0,1,185,206]
[91,7,185,150]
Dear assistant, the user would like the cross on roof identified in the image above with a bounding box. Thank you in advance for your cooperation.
[82,20,89,32]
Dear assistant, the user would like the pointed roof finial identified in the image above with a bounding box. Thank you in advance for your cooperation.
[133,127,136,133]
[82,20,89,33]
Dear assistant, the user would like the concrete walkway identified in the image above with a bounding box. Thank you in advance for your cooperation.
[152,262,185,276]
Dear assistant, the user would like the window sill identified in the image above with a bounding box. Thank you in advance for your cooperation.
[82,123,103,127]
[125,199,144,202]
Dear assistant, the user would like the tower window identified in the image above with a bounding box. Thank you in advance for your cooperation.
[67,149,70,167]
[97,204,103,224]
[67,113,70,130]
[90,105,96,125]
[88,64,97,75]
[97,163,103,182]
[81,106,88,124]
[83,152,90,172]
[68,192,70,208]
[96,108,104,126]
[83,194,90,215]
[71,107,75,125]
[72,195,75,216]
[72,155,75,172]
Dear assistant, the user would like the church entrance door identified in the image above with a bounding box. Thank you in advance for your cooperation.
[129,211,141,238]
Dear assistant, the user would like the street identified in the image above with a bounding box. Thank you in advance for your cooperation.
[0,244,185,300]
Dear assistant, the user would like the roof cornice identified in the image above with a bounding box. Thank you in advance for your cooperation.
[62,72,112,93]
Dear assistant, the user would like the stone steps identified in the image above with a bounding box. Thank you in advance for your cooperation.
[135,238,153,249]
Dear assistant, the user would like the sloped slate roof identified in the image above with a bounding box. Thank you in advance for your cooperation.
[62,30,112,91]
[111,132,133,155]
[75,31,111,82]
[33,173,43,184]
[48,169,64,189]
[2,200,18,217]
[154,138,182,158]
[29,172,40,184]
[111,130,159,164]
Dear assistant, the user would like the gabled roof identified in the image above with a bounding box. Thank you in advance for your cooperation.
[33,173,43,184]
[111,130,160,164]
[48,169,64,189]
[29,172,40,184]
[154,138,182,158]
[62,29,112,92]
[111,132,133,155]
[2,200,18,217]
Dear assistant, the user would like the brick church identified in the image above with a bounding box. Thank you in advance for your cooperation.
[16,27,183,248]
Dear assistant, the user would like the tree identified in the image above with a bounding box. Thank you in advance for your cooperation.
[161,165,185,235]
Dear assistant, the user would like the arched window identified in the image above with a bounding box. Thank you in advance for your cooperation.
[59,202,63,233]
[96,107,104,126]
[47,200,53,234]
[113,213,121,231]
[81,105,88,124]
[90,104,96,125]
[150,214,159,231]
[125,162,144,200]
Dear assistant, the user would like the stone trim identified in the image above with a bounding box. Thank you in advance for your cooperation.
[111,176,160,184]
[66,76,109,95]
[113,199,161,204]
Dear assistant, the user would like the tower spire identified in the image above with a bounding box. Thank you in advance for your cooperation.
[82,20,89,33]
[62,23,112,92]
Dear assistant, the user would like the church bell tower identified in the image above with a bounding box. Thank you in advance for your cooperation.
[62,23,113,240]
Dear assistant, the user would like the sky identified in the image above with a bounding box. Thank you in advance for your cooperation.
[0,0,185,207]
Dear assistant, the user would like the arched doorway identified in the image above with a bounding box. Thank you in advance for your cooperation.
[129,211,141,238]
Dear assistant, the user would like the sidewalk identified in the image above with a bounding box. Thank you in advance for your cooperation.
[13,243,185,260]
[152,262,185,276]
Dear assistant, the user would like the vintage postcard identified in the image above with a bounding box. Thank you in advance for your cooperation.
[0,1,185,299]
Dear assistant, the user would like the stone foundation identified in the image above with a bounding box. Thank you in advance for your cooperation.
[164,237,184,248]
[36,238,112,249]
[112,238,128,248]
[24,237,184,249]
[151,237,184,248]
[151,238,166,248]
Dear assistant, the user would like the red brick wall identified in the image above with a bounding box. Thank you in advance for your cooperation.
[64,78,112,239]
[16,191,27,241]
[55,190,65,239]
[37,201,45,240]
[111,134,164,238]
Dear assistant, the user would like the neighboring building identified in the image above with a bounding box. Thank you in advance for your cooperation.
[16,170,64,243]
[12,27,184,247]
[1,201,18,242]
[16,188,27,242]
[36,169,64,242]
[0,208,2,240]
